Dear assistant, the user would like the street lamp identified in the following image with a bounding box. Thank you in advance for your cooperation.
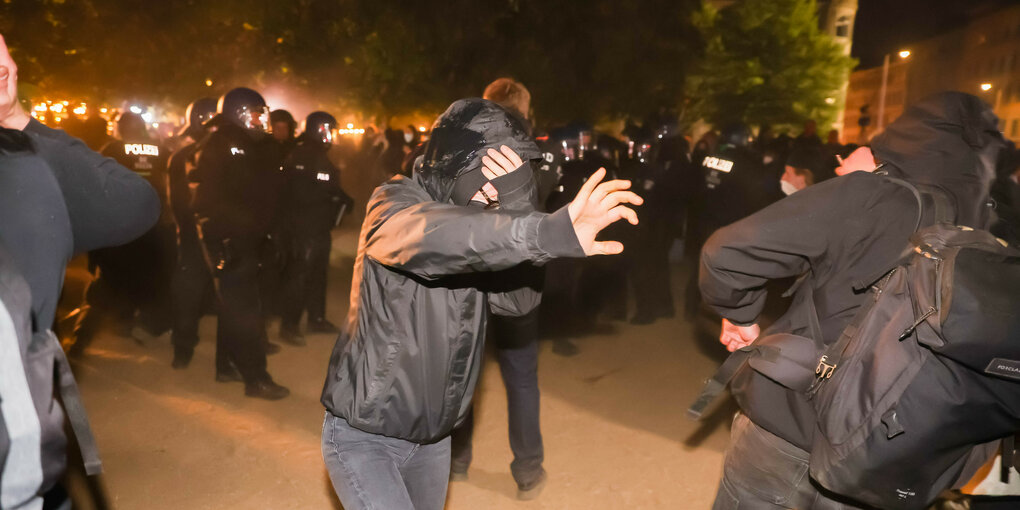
[876,49,912,132]
[981,83,993,92]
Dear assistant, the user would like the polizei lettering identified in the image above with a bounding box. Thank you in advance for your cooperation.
[702,156,734,173]
[124,143,160,156]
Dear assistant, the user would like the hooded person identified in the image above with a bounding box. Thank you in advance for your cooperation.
[319,98,642,510]
[698,91,1005,509]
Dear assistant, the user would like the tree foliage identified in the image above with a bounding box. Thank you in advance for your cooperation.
[688,0,855,128]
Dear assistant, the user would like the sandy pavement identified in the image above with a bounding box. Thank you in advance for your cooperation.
[65,228,734,509]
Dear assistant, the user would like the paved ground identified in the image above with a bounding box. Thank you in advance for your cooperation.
[62,227,736,509]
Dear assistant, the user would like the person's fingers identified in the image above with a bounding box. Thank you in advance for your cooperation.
[590,240,623,256]
[481,156,500,180]
[575,168,606,203]
[486,148,514,174]
[500,145,523,169]
[607,205,639,226]
[601,190,643,211]
[588,179,633,205]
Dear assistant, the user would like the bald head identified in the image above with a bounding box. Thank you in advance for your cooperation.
[483,77,531,120]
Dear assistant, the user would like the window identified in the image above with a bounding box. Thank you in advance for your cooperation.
[1011,119,1019,138]
[836,15,851,38]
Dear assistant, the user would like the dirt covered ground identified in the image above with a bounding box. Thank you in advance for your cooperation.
[63,227,735,509]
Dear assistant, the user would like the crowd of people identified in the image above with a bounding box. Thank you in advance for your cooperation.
[3,27,1020,510]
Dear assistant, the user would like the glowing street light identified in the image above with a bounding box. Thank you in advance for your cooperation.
[981,83,993,92]
[898,50,911,59]
[346,123,354,129]
[205,79,213,87]
[129,105,143,114]
[418,126,427,132]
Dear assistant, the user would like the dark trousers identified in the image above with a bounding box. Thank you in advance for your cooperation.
[170,225,213,355]
[631,220,676,320]
[72,226,167,350]
[450,310,544,486]
[714,414,861,509]
[281,230,332,329]
[202,236,269,383]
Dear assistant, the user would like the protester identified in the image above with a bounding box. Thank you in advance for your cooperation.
[699,92,1004,508]
[320,98,642,510]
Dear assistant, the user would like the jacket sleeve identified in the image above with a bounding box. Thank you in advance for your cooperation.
[364,177,583,280]
[698,176,856,326]
[24,119,160,254]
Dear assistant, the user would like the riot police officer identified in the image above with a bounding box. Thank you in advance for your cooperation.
[620,126,675,324]
[685,123,781,317]
[71,112,171,355]
[168,97,217,368]
[190,87,289,400]
[278,111,353,344]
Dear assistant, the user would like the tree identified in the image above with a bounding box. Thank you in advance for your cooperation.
[688,0,855,129]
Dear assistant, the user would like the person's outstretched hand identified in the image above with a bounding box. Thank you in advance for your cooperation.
[720,318,760,352]
[567,168,642,255]
[0,34,30,130]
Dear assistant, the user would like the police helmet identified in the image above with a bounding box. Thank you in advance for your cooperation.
[115,111,148,142]
[218,87,270,136]
[302,111,338,145]
[719,123,753,149]
[182,97,217,138]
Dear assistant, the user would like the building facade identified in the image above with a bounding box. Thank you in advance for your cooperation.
[843,3,1020,142]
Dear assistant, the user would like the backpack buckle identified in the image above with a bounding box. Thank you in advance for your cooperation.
[816,355,837,379]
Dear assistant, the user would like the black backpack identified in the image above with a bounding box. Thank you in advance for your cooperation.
[691,180,1020,510]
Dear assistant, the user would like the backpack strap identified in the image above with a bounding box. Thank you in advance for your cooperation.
[806,269,896,396]
[688,344,779,420]
[50,331,102,475]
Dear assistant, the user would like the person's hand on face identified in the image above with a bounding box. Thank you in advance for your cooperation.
[567,168,643,256]
[0,35,30,130]
[835,146,878,176]
[471,145,524,204]
[719,318,760,352]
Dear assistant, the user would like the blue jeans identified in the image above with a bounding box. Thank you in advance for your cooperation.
[321,412,451,510]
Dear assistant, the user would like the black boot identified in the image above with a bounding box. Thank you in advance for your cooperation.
[245,377,290,400]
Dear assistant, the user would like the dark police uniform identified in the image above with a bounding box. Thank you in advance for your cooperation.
[168,138,214,366]
[71,138,171,352]
[190,122,280,384]
[278,141,352,334]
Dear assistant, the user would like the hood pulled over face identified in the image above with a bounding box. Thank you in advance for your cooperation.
[416,98,541,205]
[871,91,1005,228]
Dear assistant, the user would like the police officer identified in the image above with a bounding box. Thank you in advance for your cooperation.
[620,125,674,324]
[168,97,217,368]
[270,109,298,155]
[685,122,781,317]
[278,111,352,344]
[190,87,289,400]
[71,112,171,355]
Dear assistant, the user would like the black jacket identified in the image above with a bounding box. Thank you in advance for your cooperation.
[190,123,281,242]
[699,92,1004,449]
[280,141,352,236]
[321,99,584,443]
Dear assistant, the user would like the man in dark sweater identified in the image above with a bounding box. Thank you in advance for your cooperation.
[0,33,159,509]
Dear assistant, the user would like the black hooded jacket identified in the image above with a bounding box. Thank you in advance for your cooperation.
[699,92,1004,449]
[321,99,583,442]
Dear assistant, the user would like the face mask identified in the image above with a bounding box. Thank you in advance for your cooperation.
[404,132,414,144]
[780,179,799,196]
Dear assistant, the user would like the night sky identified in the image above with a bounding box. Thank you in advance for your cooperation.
[851,0,1011,68]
